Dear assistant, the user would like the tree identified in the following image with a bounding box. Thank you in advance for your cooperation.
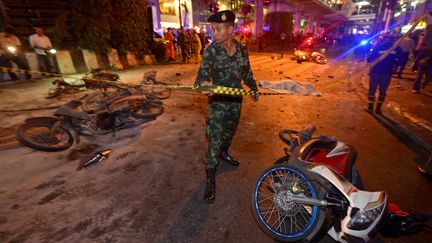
[110,0,151,68]
[69,0,112,68]
[64,0,152,69]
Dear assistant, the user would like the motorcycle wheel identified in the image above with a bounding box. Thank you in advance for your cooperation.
[251,165,328,242]
[108,96,164,119]
[16,123,74,152]
[142,81,171,99]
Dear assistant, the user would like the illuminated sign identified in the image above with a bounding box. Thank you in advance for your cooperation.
[159,0,176,16]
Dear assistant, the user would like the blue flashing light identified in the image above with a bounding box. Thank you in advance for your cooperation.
[360,40,368,46]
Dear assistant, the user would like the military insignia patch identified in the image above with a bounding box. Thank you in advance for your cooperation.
[221,14,226,21]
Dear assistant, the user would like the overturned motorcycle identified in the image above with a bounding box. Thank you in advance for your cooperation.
[251,125,387,242]
[293,49,328,64]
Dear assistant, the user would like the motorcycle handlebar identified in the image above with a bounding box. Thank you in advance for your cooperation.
[279,130,299,146]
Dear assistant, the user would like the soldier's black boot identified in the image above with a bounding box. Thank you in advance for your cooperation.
[375,96,385,114]
[219,147,240,167]
[204,168,216,203]
[365,96,374,113]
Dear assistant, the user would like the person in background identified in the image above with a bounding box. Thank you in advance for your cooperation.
[412,32,427,72]
[177,27,190,63]
[257,33,264,52]
[366,36,397,114]
[394,35,415,79]
[412,52,432,93]
[163,28,176,62]
[0,26,31,81]
[198,28,205,55]
[29,27,56,73]
[191,29,202,64]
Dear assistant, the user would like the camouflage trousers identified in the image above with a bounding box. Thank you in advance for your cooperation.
[205,97,242,169]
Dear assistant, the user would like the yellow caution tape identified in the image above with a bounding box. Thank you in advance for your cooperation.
[1,64,286,96]
[141,84,286,96]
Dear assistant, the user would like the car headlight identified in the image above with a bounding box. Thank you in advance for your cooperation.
[347,203,385,230]
[49,48,57,54]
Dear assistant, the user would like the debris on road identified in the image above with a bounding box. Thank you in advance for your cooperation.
[259,80,321,96]
[77,149,111,170]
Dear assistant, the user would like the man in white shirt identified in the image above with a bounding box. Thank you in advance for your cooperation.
[0,26,31,81]
[29,27,56,73]
[394,35,415,78]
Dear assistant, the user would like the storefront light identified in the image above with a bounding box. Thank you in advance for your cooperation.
[357,1,370,6]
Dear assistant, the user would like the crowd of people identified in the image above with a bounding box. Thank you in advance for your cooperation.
[161,27,211,64]
[0,26,55,82]
[366,28,431,114]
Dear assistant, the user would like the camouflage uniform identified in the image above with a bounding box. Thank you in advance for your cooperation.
[195,40,258,169]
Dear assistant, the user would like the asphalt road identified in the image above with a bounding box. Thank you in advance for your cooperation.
[0,51,431,242]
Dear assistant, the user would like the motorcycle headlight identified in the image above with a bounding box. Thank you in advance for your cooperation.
[347,203,385,230]
[49,48,57,54]
[7,46,16,53]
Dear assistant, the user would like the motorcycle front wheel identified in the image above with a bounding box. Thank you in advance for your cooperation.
[251,165,328,242]
[16,123,74,152]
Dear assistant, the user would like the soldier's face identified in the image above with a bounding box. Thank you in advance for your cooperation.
[210,23,233,44]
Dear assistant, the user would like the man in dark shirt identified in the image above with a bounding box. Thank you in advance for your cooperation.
[366,36,397,114]
[194,10,258,203]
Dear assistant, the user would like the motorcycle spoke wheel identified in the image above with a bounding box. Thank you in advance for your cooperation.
[16,123,73,152]
[252,165,327,242]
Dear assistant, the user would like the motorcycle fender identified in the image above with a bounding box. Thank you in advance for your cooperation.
[24,116,59,125]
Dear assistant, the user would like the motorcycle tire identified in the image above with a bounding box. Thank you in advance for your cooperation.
[108,96,164,119]
[251,165,328,242]
[142,81,171,100]
[16,123,74,152]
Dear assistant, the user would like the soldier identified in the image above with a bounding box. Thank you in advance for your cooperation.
[194,10,258,203]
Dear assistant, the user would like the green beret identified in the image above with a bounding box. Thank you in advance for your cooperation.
[207,10,235,23]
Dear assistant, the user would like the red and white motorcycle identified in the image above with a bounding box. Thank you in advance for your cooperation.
[251,125,387,242]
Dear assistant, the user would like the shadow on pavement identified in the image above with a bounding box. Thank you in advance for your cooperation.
[161,182,210,242]
[371,113,430,163]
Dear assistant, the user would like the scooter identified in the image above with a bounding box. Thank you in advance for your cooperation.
[251,124,387,242]
[293,49,328,64]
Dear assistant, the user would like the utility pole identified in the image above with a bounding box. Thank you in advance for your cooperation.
[179,1,182,28]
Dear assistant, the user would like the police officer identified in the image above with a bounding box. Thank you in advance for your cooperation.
[194,10,258,203]
[366,36,397,114]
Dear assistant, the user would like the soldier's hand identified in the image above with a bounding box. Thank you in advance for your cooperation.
[200,81,213,96]
[251,95,259,102]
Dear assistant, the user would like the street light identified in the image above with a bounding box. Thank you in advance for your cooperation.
[357,1,370,6]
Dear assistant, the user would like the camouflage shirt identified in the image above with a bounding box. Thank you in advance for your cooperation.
[194,40,258,92]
